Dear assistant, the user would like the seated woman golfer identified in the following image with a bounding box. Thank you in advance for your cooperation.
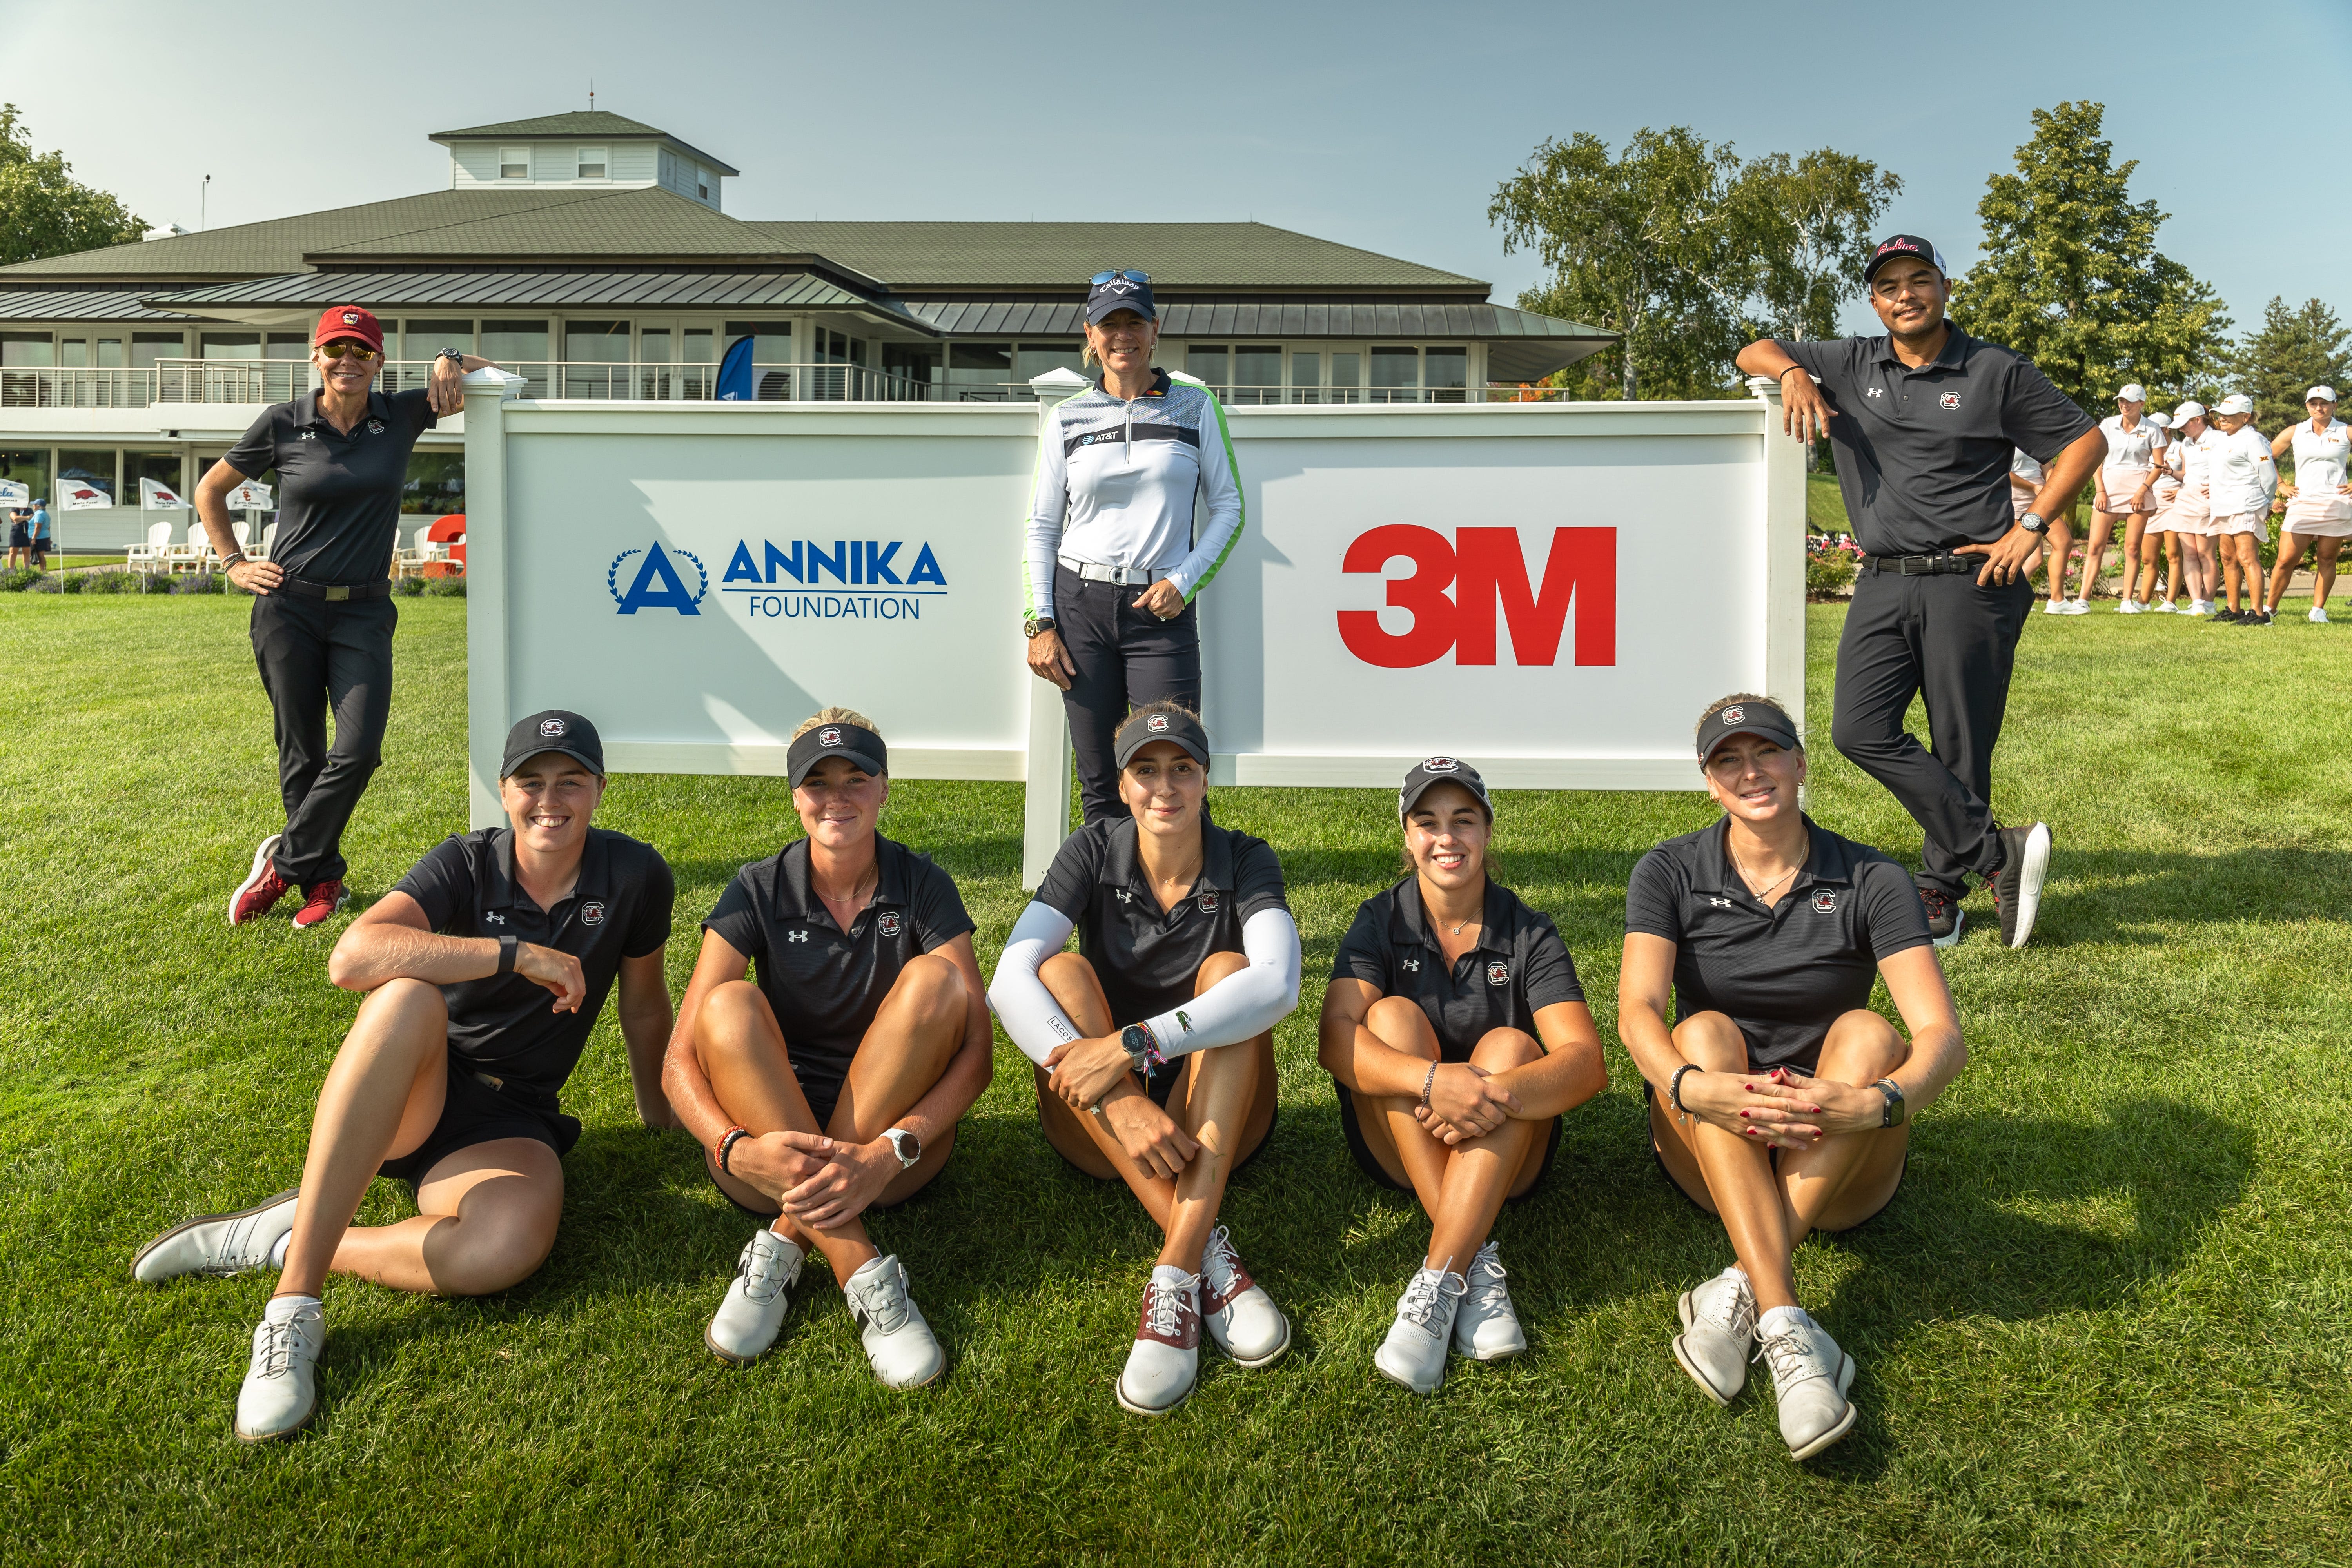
[662,710,992,1389]
[1318,758,1606,1394]
[988,702,1301,1416]
[131,710,676,1442]
[1620,695,1966,1462]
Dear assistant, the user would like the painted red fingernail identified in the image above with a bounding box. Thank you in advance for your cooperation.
[1739,1110,1750,1118]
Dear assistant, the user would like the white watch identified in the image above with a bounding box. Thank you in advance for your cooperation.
[881,1127,921,1169]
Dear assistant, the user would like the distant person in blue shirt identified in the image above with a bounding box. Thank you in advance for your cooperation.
[29,501,50,571]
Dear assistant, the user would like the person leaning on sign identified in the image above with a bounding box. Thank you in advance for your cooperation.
[131,710,677,1442]
[198,305,501,931]
[1619,695,1967,1463]
[989,704,1299,1417]
[662,710,993,1390]
[1023,270,1244,824]
[1734,235,2103,950]
[1317,757,1606,1395]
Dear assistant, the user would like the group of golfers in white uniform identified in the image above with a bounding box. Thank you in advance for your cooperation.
[140,247,2078,1463]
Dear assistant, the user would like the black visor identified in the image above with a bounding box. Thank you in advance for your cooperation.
[1114,708,1210,769]
[1696,701,1801,764]
[787,721,887,788]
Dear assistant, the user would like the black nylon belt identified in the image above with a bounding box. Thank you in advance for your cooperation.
[278,576,394,601]
[1860,553,1976,576]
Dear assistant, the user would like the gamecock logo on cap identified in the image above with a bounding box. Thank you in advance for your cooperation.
[1422,756,1459,773]
[819,726,842,747]
[1147,715,1169,733]
[540,718,567,737]
[1721,706,1745,725]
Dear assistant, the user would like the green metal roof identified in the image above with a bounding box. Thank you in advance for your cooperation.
[305,188,810,266]
[740,221,1485,294]
[146,269,922,329]
[428,111,739,175]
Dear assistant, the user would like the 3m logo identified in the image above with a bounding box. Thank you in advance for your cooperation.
[1337,526,1616,668]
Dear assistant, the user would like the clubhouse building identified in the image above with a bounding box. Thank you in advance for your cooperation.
[0,111,1611,549]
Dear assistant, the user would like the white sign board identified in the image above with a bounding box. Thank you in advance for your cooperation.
[462,373,1804,884]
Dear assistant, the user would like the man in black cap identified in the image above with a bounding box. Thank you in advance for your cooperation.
[131,709,676,1442]
[1735,236,2105,947]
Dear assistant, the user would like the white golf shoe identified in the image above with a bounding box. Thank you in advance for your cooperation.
[704,1227,803,1365]
[133,1189,299,1284]
[234,1300,325,1442]
[2311,606,2330,624]
[2152,598,2178,612]
[2116,597,2143,614]
[1452,1242,1527,1361]
[842,1254,945,1389]
[1199,1225,1291,1367]
[2058,598,2090,615]
[1116,1267,1201,1416]
[1755,1307,1857,1461]
[1673,1267,1759,1406]
[1373,1264,1465,1394]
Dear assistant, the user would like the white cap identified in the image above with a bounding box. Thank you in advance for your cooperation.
[2215,393,2254,416]
[2308,385,2338,404]
[2115,383,2147,403]
[2145,411,2171,428]
[2173,400,2205,424]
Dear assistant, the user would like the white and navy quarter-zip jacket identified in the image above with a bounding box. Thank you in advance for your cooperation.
[1024,367,1245,621]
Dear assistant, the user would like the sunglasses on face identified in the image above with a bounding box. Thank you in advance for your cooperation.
[1090,269,1149,286]
[317,341,380,361]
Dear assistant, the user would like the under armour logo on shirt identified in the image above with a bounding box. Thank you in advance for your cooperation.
[1706,897,1733,908]
[787,929,809,943]
[1400,957,1420,972]
[1116,889,1133,904]
[484,911,506,924]
[1866,387,1884,399]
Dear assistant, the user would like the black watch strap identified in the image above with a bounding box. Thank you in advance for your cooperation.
[497,933,518,975]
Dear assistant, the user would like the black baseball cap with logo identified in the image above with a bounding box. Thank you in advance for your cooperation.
[502,709,605,777]
[1114,707,1209,769]
[1399,756,1492,820]
[1696,699,1801,764]
[1863,233,1948,283]
[787,719,888,788]
[1085,269,1157,326]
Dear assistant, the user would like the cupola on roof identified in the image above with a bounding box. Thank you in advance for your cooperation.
[430,111,736,210]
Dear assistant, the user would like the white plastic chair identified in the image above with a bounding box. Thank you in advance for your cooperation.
[247,521,278,563]
[391,521,432,576]
[165,518,212,573]
[125,519,173,573]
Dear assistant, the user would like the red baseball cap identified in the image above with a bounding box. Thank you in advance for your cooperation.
[312,305,383,352]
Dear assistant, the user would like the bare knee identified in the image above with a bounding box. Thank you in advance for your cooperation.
[1468,1027,1541,1073]
[1039,951,1104,1022]
[1815,1009,1907,1083]
[355,976,447,1034]
[430,1191,560,1296]
[1365,995,1438,1061]
[698,980,775,1054]
[897,952,967,1030]
[1671,1011,1752,1074]
[1195,948,1248,993]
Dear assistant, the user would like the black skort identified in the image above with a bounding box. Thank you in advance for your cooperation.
[377,1056,581,1196]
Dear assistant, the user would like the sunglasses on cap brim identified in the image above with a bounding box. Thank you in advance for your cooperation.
[1090,269,1149,285]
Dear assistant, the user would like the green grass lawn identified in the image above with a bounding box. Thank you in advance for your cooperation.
[4,594,2350,1566]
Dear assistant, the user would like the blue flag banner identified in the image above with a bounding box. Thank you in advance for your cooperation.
[716,335,756,402]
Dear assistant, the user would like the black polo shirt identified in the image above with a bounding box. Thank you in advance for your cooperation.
[222,386,436,586]
[392,827,675,1101]
[1624,815,1931,1072]
[1778,327,2096,555]
[1331,876,1584,1060]
[1033,809,1289,1028]
[702,835,974,1114]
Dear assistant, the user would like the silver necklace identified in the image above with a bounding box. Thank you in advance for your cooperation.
[1729,836,1805,902]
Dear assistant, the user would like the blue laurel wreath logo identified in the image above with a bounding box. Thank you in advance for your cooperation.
[608,543,709,616]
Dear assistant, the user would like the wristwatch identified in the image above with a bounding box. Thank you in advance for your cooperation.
[2017,511,2049,534]
[880,1127,921,1169]
[437,348,465,369]
[1120,1022,1159,1075]
[1872,1078,1906,1128]
[1024,616,1057,639]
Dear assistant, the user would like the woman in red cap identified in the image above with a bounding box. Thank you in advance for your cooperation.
[196,307,497,931]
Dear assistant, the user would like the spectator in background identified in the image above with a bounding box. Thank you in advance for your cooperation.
[28,499,50,571]
[6,503,27,570]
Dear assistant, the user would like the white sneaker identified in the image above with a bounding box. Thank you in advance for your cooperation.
[2311,607,2330,624]
[843,1254,944,1389]
[234,1301,325,1442]
[704,1227,803,1365]
[2040,600,2066,615]
[2152,599,2177,613]
[2191,599,2215,615]
[2058,598,2090,615]
[1755,1308,1857,1461]
[2116,597,2143,614]
[1373,1264,1465,1394]
[1116,1267,1201,1416]
[1673,1267,1758,1406]
[133,1189,299,1283]
[1199,1225,1290,1367]
[1453,1241,1527,1361]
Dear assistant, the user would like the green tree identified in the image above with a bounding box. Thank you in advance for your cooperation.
[1490,127,1753,401]
[1949,100,2230,417]
[2225,296,2352,430]
[0,104,147,266]
[1732,149,1903,343]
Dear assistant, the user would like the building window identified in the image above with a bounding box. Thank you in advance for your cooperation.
[576,147,606,180]
[1185,345,1229,389]
[1016,343,1085,385]
[1232,345,1281,405]
[697,167,710,200]
[199,333,260,360]
[131,333,187,369]
[1330,352,1361,403]
[1425,346,1468,403]
[947,343,1013,399]
[481,320,549,396]
[500,147,530,179]
[1370,346,1419,403]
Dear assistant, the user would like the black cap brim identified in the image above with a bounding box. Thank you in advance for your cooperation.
[1399,770,1491,820]
[786,723,888,789]
[1114,713,1209,769]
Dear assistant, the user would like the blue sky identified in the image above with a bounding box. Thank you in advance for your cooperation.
[4,0,2343,343]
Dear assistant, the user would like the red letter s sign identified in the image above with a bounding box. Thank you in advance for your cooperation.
[1338,525,1615,668]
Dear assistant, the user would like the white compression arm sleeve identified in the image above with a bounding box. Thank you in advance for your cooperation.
[989,901,1084,1066]
[1141,909,1301,1059]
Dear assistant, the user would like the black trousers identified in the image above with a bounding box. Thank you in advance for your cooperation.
[1830,568,2031,896]
[1055,564,1201,824]
[250,593,397,885]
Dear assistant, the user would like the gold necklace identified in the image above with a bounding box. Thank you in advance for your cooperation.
[1728,834,1806,902]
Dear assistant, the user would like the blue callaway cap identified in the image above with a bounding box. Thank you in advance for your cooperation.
[1085,269,1156,325]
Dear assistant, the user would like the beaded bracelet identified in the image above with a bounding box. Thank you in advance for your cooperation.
[715,1125,751,1175]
